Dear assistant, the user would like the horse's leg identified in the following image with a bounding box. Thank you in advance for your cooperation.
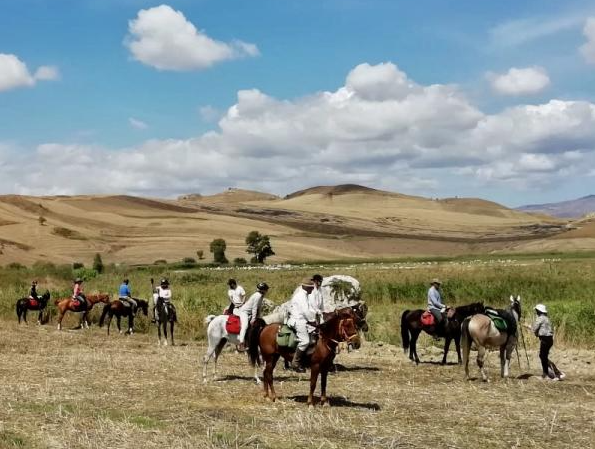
[477,346,488,382]
[157,322,162,346]
[23,308,28,324]
[454,334,462,365]
[411,330,421,364]
[500,346,506,378]
[266,354,280,402]
[57,310,64,331]
[37,309,42,325]
[163,322,168,346]
[308,361,321,407]
[117,316,122,334]
[320,361,332,407]
[107,313,112,336]
[442,336,452,365]
[211,338,227,381]
[170,321,175,346]
[128,312,134,335]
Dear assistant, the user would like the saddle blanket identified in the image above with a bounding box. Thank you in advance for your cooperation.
[421,311,435,326]
[226,315,241,334]
[485,308,508,332]
[28,299,39,308]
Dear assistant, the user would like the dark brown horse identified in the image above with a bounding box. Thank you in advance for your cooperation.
[248,307,361,406]
[99,298,149,335]
[16,291,51,324]
[54,293,111,330]
[401,302,484,365]
[155,297,176,346]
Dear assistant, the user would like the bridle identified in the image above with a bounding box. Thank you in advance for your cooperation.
[326,317,359,353]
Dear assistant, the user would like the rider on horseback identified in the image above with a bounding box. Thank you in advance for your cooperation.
[118,279,137,313]
[227,278,246,315]
[287,278,323,373]
[153,278,172,321]
[427,278,447,335]
[72,278,87,310]
[236,282,269,351]
[29,280,39,302]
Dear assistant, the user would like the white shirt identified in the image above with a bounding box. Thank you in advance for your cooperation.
[308,287,324,316]
[289,288,316,323]
[228,286,246,307]
[158,286,171,300]
[239,292,264,319]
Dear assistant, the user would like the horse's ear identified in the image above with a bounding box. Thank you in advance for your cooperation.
[517,295,521,302]
[510,295,514,303]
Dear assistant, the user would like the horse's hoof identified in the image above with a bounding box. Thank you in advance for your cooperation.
[322,401,330,408]
[308,404,314,410]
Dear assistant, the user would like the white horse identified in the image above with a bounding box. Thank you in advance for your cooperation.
[461,295,521,381]
[202,314,261,384]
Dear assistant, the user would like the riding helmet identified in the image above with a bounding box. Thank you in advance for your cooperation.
[311,274,323,283]
[227,278,237,287]
[160,278,169,286]
[256,282,269,291]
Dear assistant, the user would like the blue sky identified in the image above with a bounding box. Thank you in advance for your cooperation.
[1,0,595,206]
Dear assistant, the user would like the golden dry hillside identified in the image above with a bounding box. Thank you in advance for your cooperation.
[0,185,589,265]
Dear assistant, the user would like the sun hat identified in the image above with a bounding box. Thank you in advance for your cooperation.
[534,304,547,314]
[431,278,442,285]
[301,278,315,288]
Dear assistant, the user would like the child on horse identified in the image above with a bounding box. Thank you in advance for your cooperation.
[72,278,87,310]
[29,280,39,302]
[118,278,137,313]
[236,282,269,351]
[528,304,566,381]
[153,278,173,322]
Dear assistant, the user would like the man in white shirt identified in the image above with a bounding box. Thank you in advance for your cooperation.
[227,279,246,314]
[287,278,317,372]
[237,282,269,349]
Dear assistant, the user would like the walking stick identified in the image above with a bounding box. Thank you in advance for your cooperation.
[515,346,522,369]
[519,325,531,370]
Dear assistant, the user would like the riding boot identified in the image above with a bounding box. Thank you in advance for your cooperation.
[291,349,306,373]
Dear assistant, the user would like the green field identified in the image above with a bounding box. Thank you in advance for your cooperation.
[3,254,595,346]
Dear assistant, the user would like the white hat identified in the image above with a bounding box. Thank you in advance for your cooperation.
[534,304,547,314]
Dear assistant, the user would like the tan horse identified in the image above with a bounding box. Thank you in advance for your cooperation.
[54,294,111,330]
[461,296,521,381]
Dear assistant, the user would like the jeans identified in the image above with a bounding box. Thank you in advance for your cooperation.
[539,336,554,377]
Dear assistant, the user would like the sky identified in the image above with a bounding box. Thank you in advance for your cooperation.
[1,0,595,206]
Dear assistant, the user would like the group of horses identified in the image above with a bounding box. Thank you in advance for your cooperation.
[16,280,525,407]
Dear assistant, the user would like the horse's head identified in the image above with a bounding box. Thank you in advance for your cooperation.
[509,295,522,320]
[40,290,51,304]
[320,307,361,350]
[137,299,149,316]
[351,301,369,333]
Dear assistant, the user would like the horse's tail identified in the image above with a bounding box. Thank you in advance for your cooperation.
[401,310,410,353]
[461,316,472,376]
[98,303,110,327]
[204,314,217,325]
[16,300,23,319]
[248,318,266,367]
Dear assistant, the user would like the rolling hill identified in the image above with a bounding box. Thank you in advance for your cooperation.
[0,185,589,266]
[517,195,595,218]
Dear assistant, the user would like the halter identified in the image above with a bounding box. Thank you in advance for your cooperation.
[326,318,359,353]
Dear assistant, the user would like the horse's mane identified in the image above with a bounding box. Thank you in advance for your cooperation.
[319,308,354,335]
[454,302,484,316]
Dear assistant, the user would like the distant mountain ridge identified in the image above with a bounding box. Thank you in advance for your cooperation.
[517,195,595,218]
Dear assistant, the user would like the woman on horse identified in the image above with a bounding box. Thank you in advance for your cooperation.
[227,278,246,314]
[287,278,321,372]
[118,279,137,312]
[153,278,172,321]
[73,278,86,309]
[236,282,269,351]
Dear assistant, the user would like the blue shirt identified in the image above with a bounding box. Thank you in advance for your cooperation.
[119,283,131,297]
[427,286,444,311]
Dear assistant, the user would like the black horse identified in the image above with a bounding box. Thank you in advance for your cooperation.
[155,298,177,346]
[16,291,51,324]
[401,302,484,365]
[99,298,149,335]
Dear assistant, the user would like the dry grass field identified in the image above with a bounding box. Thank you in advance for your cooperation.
[2,321,594,449]
[0,185,590,266]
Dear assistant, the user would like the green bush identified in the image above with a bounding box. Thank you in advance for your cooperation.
[73,267,99,281]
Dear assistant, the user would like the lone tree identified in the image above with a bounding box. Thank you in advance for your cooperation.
[210,238,228,264]
[93,253,104,274]
[196,249,204,260]
[38,216,47,226]
[245,230,275,264]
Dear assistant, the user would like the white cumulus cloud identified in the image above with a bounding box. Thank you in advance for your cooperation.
[125,4,259,71]
[0,54,58,92]
[487,67,551,96]
[580,18,595,64]
[2,62,595,197]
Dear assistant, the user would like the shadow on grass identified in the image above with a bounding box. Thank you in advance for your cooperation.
[419,361,459,366]
[216,374,298,382]
[332,363,382,372]
[288,395,381,410]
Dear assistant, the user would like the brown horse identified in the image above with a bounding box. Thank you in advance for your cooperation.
[248,307,361,406]
[54,293,111,330]
[99,298,149,335]
[401,302,485,365]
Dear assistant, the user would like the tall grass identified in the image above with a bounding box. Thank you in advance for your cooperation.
[2,257,594,346]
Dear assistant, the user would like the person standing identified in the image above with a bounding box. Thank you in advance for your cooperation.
[529,304,565,381]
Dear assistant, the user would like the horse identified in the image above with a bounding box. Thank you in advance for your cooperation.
[16,291,51,324]
[462,295,522,382]
[155,297,176,346]
[202,314,261,384]
[401,302,485,365]
[54,293,111,330]
[99,298,149,335]
[248,307,361,406]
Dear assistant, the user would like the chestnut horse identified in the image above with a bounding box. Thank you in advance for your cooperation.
[16,291,51,324]
[401,302,484,365]
[248,307,361,406]
[54,294,111,330]
[99,298,149,335]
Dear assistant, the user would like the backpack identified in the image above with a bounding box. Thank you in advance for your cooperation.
[225,315,241,334]
[276,324,298,349]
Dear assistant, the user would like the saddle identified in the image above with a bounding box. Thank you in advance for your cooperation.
[485,308,516,335]
[225,315,241,334]
[276,325,317,353]
[28,298,39,308]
